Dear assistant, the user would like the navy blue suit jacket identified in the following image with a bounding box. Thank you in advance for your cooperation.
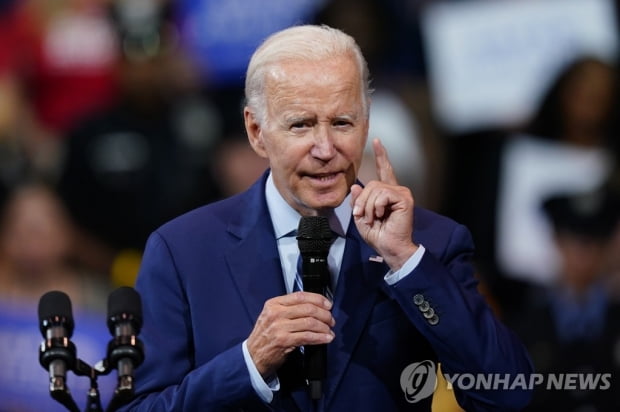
[121,172,533,411]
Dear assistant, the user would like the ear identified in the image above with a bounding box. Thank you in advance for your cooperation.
[244,107,268,158]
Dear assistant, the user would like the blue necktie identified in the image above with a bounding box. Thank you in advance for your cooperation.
[294,255,304,293]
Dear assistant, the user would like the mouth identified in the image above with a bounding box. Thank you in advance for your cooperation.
[304,172,342,184]
[297,171,348,209]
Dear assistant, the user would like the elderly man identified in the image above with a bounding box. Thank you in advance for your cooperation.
[120,25,533,411]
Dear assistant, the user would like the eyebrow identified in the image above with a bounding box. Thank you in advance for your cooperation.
[284,112,359,123]
[334,113,358,121]
[285,115,315,124]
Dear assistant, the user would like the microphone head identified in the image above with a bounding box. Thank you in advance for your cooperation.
[297,216,333,256]
[107,286,143,334]
[38,290,74,337]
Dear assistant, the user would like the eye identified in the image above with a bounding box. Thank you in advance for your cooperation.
[333,119,353,128]
[290,119,313,130]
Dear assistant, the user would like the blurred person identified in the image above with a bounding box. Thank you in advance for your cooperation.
[509,186,620,411]
[492,56,617,298]
[56,0,222,282]
[119,24,532,411]
[442,56,619,321]
[604,165,620,298]
[0,2,58,188]
[0,73,28,205]
[0,180,115,411]
[19,0,120,135]
[0,181,109,308]
[211,133,270,197]
[0,0,121,180]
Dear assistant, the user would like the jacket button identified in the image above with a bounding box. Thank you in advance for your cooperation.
[413,294,424,306]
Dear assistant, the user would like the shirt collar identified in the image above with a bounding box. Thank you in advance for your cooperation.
[265,171,351,239]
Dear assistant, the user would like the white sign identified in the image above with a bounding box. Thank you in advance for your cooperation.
[421,0,618,134]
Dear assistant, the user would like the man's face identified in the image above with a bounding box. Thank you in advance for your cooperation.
[245,55,369,216]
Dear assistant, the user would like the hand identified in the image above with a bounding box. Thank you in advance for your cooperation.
[246,291,335,378]
[351,138,418,271]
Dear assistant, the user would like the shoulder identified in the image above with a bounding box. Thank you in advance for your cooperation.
[155,191,248,240]
[150,172,268,246]
[414,206,472,238]
[413,206,475,254]
[414,206,462,231]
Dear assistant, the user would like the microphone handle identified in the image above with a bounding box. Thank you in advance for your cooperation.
[116,357,135,392]
[106,356,136,412]
[106,357,136,412]
[47,360,80,412]
[301,255,330,296]
[301,255,329,400]
[48,359,68,392]
[106,319,145,411]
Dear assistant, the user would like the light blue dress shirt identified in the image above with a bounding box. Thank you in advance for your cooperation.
[242,172,426,402]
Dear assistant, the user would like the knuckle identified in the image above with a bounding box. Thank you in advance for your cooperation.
[263,297,279,310]
[364,180,377,190]
[302,331,315,342]
[272,329,289,346]
[306,304,319,318]
[294,291,306,304]
[261,304,276,319]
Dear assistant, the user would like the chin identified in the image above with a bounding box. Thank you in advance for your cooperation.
[306,191,348,211]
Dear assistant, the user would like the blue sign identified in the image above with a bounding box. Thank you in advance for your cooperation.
[0,300,117,411]
[175,0,326,86]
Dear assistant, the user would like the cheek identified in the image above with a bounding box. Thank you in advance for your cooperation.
[345,140,366,170]
[266,142,307,180]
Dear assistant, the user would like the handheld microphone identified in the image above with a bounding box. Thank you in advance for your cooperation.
[297,216,333,400]
[106,286,144,410]
[38,290,80,412]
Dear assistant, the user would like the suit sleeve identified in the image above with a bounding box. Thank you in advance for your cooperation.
[384,223,534,411]
[118,232,270,411]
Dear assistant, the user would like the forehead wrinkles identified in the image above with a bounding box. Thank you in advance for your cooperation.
[264,63,363,120]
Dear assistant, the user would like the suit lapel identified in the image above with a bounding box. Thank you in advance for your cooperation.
[324,224,388,404]
[226,233,315,411]
[223,173,286,323]
[223,173,313,411]
[224,225,285,323]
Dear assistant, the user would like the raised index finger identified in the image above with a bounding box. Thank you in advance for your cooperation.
[373,138,398,185]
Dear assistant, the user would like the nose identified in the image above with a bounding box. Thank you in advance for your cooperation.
[309,124,336,161]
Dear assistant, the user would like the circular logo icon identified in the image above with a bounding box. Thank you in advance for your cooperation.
[400,360,437,403]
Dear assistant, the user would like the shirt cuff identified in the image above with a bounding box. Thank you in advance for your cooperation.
[242,339,280,403]
[384,244,426,285]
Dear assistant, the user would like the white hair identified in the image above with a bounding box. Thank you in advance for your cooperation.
[244,24,371,125]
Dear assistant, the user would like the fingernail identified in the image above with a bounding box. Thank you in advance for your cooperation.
[353,205,360,216]
[324,299,333,309]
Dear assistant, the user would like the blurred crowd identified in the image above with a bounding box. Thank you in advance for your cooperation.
[1,0,620,411]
